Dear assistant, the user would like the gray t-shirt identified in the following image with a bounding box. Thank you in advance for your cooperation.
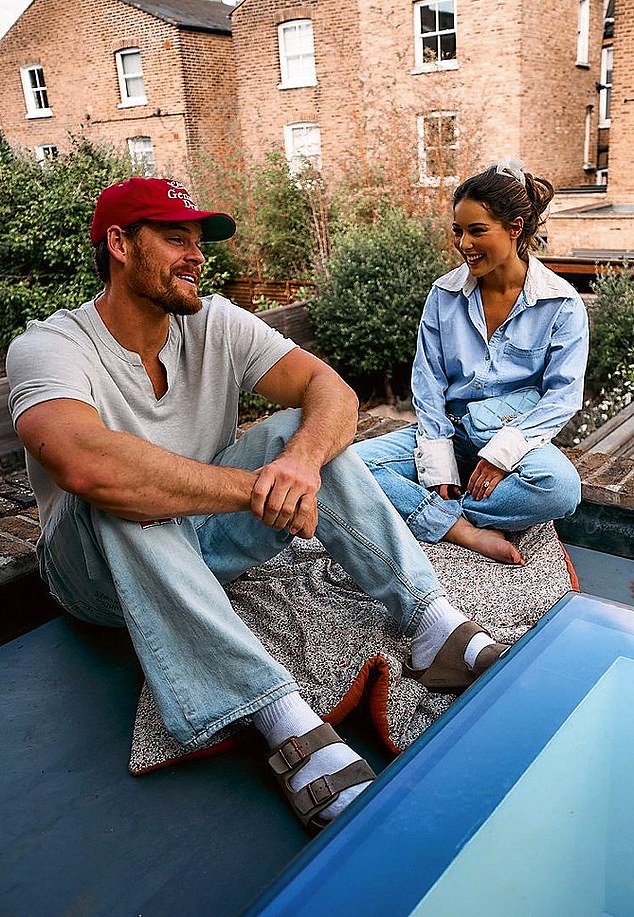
[7,295,296,527]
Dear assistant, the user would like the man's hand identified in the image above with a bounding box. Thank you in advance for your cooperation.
[468,458,507,500]
[251,454,321,537]
[431,483,462,500]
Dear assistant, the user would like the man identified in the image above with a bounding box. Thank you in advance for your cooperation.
[7,177,508,832]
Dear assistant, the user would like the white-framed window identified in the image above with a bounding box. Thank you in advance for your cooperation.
[413,0,457,71]
[20,65,52,118]
[418,111,458,184]
[35,144,58,164]
[283,122,321,174]
[576,0,590,66]
[603,0,614,39]
[127,136,155,175]
[116,48,147,107]
[278,20,317,88]
[583,104,594,170]
[599,45,613,126]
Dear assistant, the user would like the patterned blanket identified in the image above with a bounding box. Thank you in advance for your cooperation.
[129,523,576,774]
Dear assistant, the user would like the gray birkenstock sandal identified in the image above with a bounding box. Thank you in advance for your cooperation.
[402,620,509,694]
[267,722,376,833]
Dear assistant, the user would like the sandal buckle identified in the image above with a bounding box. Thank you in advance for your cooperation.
[308,775,334,806]
[279,735,306,770]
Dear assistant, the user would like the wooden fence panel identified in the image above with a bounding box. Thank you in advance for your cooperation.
[223,278,316,311]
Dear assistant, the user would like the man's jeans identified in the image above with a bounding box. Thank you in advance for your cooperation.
[353,424,581,543]
[37,410,445,750]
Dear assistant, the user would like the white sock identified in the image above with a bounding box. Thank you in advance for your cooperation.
[464,631,495,670]
[411,597,493,669]
[252,692,371,821]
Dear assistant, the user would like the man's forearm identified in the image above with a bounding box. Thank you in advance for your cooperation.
[282,371,359,469]
[47,426,257,521]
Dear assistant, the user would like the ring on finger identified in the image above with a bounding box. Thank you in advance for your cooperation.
[483,480,490,489]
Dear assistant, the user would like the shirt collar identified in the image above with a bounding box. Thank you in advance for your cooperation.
[434,254,579,305]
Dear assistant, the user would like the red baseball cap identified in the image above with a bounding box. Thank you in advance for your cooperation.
[90,177,236,244]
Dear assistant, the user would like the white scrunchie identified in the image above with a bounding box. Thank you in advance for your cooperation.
[493,158,526,187]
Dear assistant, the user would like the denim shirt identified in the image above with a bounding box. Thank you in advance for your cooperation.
[412,255,589,486]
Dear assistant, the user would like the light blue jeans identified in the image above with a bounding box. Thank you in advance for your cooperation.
[37,410,445,750]
[353,424,581,543]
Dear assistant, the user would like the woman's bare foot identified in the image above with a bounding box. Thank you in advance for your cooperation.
[443,517,524,564]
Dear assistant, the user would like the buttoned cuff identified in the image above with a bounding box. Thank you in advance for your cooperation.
[477,426,545,472]
[414,435,460,487]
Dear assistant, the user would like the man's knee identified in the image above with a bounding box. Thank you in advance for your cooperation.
[237,408,302,453]
[352,426,417,465]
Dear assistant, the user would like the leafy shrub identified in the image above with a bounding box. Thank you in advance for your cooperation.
[586,265,634,392]
[309,208,448,395]
[0,135,232,352]
[238,391,281,424]
[557,361,634,447]
[193,150,321,281]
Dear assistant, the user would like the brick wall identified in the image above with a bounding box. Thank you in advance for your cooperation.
[546,212,634,256]
[180,30,237,181]
[0,0,227,182]
[605,0,634,201]
[231,0,364,181]
[518,0,603,188]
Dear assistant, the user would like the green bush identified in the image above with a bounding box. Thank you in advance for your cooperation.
[0,135,232,351]
[587,265,634,392]
[192,150,327,280]
[309,208,448,395]
[250,153,315,280]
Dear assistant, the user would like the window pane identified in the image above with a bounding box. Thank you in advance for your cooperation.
[283,25,303,54]
[438,0,455,32]
[125,76,145,98]
[426,148,444,177]
[422,36,438,63]
[439,116,456,146]
[424,116,441,146]
[420,4,436,33]
[440,32,456,60]
[128,136,155,175]
[35,88,49,109]
[122,51,142,76]
[28,67,46,91]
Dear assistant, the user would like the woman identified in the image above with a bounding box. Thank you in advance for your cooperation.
[354,161,588,564]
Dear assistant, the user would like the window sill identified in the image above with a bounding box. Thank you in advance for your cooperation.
[417,175,458,187]
[117,99,148,109]
[25,109,53,119]
[277,81,318,91]
[575,61,590,69]
[598,119,611,129]
[411,60,459,74]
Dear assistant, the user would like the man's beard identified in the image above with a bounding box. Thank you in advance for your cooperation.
[128,245,202,316]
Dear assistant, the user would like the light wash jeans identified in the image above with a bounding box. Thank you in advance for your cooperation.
[353,424,581,543]
[37,410,445,750]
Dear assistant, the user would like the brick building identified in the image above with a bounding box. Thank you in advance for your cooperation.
[230,0,605,191]
[0,0,236,178]
[2,0,630,257]
[548,0,634,256]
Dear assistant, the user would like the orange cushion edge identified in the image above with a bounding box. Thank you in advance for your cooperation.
[557,537,580,591]
[325,655,402,757]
